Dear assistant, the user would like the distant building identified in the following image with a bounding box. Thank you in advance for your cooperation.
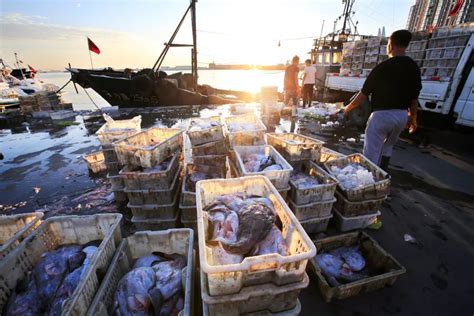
[406,0,473,32]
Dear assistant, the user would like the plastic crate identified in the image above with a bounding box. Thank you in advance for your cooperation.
[180,202,197,222]
[278,185,290,201]
[182,163,227,207]
[87,229,194,316]
[192,139,227,156]
[107,173,124,191]
[119,151,181,190]
[224,113,267,147]
[308,231,406,302]
[234,145,293,190]
[128,186,180,220]
[196,176,316,296]
[102,147,119,163]
[299,214,332,234]
[113,127,183,168]
[266,133,323,162]
[289,198,336,221]
[334,190,385,217]
[192,155,227,169]
[333,209,381,232]
[83,151,107,173]
[0,212,43,261]
[113,191,127,204]
[324,154,390,202]
[124,166,181,206]
[187,116,224,146]
[0,214,122,316]
[201,270,308,316]
[104,161,122,176]
[289,161,338,205]
[443,47,464,59]
[132,210,179,231]
[96,116,141,147]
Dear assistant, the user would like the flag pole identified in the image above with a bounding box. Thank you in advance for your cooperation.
[89,48,94,70]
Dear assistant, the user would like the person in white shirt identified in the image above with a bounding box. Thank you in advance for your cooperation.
[301,59,316,108]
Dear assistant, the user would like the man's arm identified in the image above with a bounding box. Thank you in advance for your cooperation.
[294,71,299,95]
[344,91,368,116]
[301,73,307,89]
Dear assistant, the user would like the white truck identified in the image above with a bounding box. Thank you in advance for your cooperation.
[325,32,474,127]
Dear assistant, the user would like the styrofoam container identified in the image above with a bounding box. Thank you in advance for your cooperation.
[87,229,194,316]
[192,139,228,156]
[96,115,141,147]
[107,173,124,191]
[289,198,336,221]
[187,116,224,146]
[333,209,381,232]
[120,151,181,190]
[224,113,267,147]
[0,212,43,261]
[132,210,179,231]
[234,145,293,190]
[128,187,180,220]
[299,214,333,234]
[266,133,324,162]
[289,161,338,205]
[83,151,107,174]
[201,270,308,316]
[113,127,183,168]
[124,166,181,206]
[324,153,390,202]
[318,146,346,164]
[334,190,386,217]
[196,176,316,296]
[0,214,122,316]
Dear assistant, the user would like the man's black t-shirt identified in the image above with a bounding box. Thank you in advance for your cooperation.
[362,56,422,111]
[284,64,299,91]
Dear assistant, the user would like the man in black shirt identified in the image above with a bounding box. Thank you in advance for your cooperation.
[284,55,300,115]
[344,30,422,170]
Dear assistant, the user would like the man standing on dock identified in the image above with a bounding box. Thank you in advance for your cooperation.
[344,30,421,171]
[284,55,300,115]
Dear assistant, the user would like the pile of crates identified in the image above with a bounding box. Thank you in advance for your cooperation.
[350,40,367,75]
[267,133,338,234]
[196,176,316,315]
[363,37,388,71]
[19,91,72,114]
[113,127,184,230]
[406,31,430,67]
[260,86,282,125]
[340,42,355,75]
[95,115,142,205]
[324,153,390,231]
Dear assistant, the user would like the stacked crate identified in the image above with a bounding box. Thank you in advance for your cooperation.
[363,37,388,72]
[324,154,390,231]
[196,176,316,315]
[19,92,67,114]
[96,116,142,205]
[182,117,228,232]
[113,127,184,229]
[260,86,281,125]
[351,40,367,75]
[406,31,430,68]
[340,41,355,75]
[266,133,337,234]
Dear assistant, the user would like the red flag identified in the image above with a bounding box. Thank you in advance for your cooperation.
[87,37,101,55]
[449,0,464,17]
[28,64,37,73]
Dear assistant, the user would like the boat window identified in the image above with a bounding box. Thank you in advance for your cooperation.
[333,52,342,64]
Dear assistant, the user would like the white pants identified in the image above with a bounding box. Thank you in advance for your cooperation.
[363,110,408,165]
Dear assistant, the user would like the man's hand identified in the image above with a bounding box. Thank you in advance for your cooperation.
[408,113,417,134]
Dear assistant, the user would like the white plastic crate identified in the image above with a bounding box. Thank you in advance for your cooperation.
[333,209,381,232]
[266,133,323,162]
[0,214,122,316]
[182,163,227,207]
[83,151,107,174]
[201,270,308,316]
[289,198,336,221]
[224,113,267,147]
[196,176,316,296]
[0,212,43,262]
[324,153,390,202]
[113,127,183,168]
[102,147,119,163]
[96,115,141,147]
[299,214,332,234]
[132,210,179,231]
[234,145,293,190]
[105,161,122,176]
[187,116,224,146]
[192,139,227,156]
[87,229,194,316]
[289,161,338,205]
[334,190,385,217]
[107,173,124,191]
[128,187,180,220]
[180,202,197,222]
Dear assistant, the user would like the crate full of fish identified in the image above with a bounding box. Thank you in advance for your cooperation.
[196,176,316,296]
[334,190,385,217]
[299,214,333,234]
[191,139,228,156]
[96,114,142,147]
[234,145,293,190]
[114,127,183,168]
[309,231,406,302]
[182,163,227,207]
[0,213,122,316]
[83,151,107,174]
[87,229,194,316]
[0,212,44,262]
[224,113,267,147]
[201,270,308,316]
[128,189,180,220]
[266,133,324,162]
[187,116,224,146]
[333,209,381,232]
[119,152,181,190]
[318,146,346,164]
[324,154,390,202]
[132,211,179,231]
[289,161,338,205]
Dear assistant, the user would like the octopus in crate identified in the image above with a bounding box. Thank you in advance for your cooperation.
[243,154,283,173]
[186,168,223,192]
[330,164,375,190]
[290,171,320,189]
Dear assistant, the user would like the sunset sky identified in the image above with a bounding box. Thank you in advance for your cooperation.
[0,0,414,70]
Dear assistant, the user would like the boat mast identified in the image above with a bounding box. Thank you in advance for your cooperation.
[191,0,198,90]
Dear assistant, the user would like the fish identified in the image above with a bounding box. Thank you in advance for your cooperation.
[204,193,245,213]
[315,254,344,286]
[152,255,186,302]
[220,202,275,255]
[243,154,279,173]
[133,254,165,269]
[290,171,320,189]
[331,246,366,272]
[315,249,369,286]
[249,225,288,257]
[5,275,41,316]
[262,164,283,171]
